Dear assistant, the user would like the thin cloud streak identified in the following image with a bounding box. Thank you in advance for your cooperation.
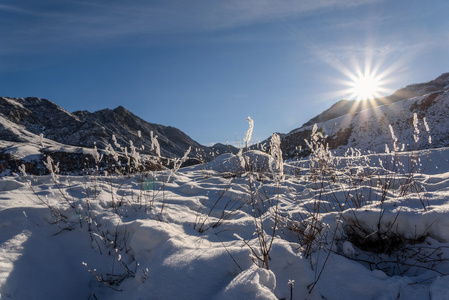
[0,0,382,55]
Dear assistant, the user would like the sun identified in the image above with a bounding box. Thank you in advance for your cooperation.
[350,73,381,101]
[330,58,394,102]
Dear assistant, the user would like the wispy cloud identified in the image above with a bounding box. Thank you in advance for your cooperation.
[0,0,382,55]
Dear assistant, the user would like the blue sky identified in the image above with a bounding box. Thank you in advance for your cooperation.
[1,0,449,145]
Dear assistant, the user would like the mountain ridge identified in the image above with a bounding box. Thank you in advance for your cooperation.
[1,72,448,175]
[0,97,240,174]
[270,72,449,158]
[0,97,212,159]
[301,72,449,128]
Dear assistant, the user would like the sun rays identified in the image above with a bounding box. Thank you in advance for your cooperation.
[349,71,382,101]
[340,60,391,102]
[318,54,404,126]
[337,64,391,124]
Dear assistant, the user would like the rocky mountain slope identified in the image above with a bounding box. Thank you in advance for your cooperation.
[0,98,237,174]
[0,97,209,158]
[271,72,449,158]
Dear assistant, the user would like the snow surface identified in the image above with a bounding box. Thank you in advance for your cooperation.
[1,148,449,299]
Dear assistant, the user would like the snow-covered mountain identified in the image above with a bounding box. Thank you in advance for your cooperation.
[0,97,240,174]
[272,72,449,158]
[0,97,208,157]
[2,72,449,174]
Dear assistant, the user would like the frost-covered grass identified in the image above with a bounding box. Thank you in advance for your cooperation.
[1,119,449,299]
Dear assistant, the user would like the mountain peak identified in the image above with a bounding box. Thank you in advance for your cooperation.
[113,105,128,115]
[434,72,449,84]
[0,97,231,161]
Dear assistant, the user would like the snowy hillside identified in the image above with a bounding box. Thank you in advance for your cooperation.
[303,72,449,126]
[277,73,449,158]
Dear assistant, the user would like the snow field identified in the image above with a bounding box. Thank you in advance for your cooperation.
[1,145,449,299]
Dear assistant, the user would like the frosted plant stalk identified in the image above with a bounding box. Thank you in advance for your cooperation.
[304,124,323,153]
[236,148,245,170]
[423,117,430,132]
[167,147,191,182]
[112,134,121,149]
[105,144,119,162]
[244,116,254,150]
[150,131,161,158]
[43,156,60,180]
[129,140,140,168]
[93,146,103,165]
[269,133,284,182]
[389,124,398,152]
[413,113,420,143]
[423,117,432,144]
[39,133,44,149]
